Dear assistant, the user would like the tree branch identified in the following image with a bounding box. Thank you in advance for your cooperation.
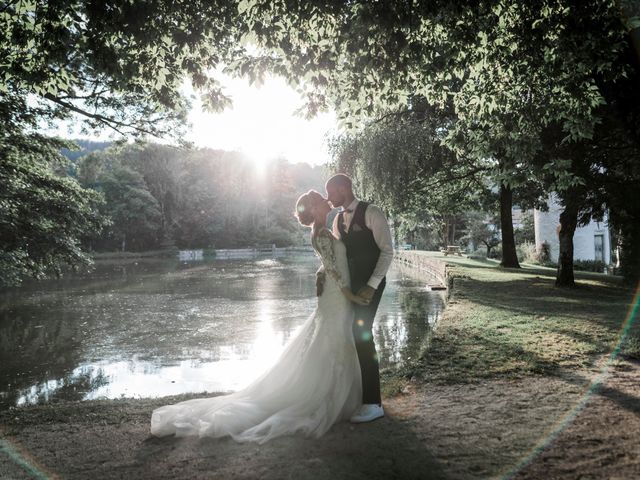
[372,109,411,125]
[414,164,492,191]
[0,0,20,14]
[43,93,158,137]
[56,90,110,100]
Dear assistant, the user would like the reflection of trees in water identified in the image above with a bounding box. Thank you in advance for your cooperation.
[376,288,445,369]
[265,264,316,344]
[1,260,178,302]
[248,261,317,348]
[269,298,316,342]
[400,289,444,325]
[0,302,86,407]
[13,367,109,406]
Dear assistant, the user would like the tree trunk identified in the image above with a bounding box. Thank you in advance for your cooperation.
[160,201,166,238]
[443,217,449,247]
[393,217,401,246]
[555,200,578,287]
[618,223,640,285]
[484,241,492,258]
[121,234,126,253]
[499,183,520,268]
[451,216,457,245]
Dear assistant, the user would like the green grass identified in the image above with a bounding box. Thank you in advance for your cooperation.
[383,253,638,389]
[622,335,640,360]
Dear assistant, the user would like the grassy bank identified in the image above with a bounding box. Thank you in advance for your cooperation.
[383,253,639,390]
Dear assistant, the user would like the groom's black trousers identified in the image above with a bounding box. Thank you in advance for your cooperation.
[352,278,385,405]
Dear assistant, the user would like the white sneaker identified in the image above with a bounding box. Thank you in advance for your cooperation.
[350,404,384,423]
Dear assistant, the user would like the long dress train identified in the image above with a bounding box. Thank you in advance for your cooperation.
[150,229,362,443]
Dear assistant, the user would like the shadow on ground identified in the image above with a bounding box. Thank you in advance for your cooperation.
[0,396,447,480]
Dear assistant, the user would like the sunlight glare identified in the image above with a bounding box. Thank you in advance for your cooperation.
[187,74,337,167]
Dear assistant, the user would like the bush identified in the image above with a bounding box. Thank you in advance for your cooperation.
[516,241,537,263]
[514,241,556,267]
[573,259,607,272]
[536,242,552,264]
[468,248,488,260]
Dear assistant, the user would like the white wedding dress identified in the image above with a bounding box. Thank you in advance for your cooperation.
[150,229,362,443]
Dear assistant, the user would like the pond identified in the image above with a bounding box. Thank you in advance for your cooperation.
[0,255,445,408]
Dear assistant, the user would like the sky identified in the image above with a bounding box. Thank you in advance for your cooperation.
[186,74,338,167]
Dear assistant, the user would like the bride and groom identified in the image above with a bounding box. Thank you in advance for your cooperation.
[150,174,394,443]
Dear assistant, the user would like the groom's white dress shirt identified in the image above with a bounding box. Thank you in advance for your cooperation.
[331,198,394,290]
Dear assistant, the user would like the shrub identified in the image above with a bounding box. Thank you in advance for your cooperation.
[468,248,488,260]
[536,242,552,264]
[573,259,607,272]
[516,241,537,263]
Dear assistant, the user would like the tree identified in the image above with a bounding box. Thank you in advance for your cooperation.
[116,144,185,241]
[1,0,244,137]
[75,142,325,250]
[464,212,502,258]
[329,113,490,248]
[0,130,107,287]
[0,0,243,283]
[237,0,639,279]
[171,150,223,249]
[514,210,535,245]
[98,166,162,251]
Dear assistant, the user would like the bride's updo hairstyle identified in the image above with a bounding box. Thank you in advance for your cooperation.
[295,190,323,226]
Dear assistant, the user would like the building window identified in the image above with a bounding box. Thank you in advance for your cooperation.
[594,234,604,262]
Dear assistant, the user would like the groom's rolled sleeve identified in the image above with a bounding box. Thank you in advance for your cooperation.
[365,205,394,289]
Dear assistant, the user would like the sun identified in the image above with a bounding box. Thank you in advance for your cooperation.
[186,73,337,167]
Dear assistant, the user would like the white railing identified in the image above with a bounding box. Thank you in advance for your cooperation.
[178,250,203,261]
[178,246,315,260]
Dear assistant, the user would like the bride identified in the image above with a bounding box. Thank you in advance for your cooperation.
[150,190,368,443]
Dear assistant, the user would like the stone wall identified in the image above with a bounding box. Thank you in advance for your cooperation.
[394,251,449,288]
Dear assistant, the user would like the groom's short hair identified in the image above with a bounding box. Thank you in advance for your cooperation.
[326,174,352,190]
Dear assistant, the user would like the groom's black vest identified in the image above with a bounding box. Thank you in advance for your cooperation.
[337,201,384,292]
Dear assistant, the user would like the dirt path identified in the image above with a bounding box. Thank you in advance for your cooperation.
[514,358,640,479]
[2,358,638,479]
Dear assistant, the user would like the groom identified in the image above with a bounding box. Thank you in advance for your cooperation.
[321,173,394,423]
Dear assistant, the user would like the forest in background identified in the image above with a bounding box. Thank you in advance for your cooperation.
[65,141,537,258]
[63,141,328,252]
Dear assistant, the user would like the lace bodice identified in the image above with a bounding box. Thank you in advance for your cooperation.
[311,228,350,290]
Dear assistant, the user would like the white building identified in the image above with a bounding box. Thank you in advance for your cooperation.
[534,195,611,264]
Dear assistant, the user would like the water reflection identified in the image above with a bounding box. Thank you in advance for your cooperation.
[377,264,445,368]
[0,256,444,408]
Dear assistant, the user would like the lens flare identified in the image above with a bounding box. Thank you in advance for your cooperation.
[502,282,640,479]
[0,428,53,479]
